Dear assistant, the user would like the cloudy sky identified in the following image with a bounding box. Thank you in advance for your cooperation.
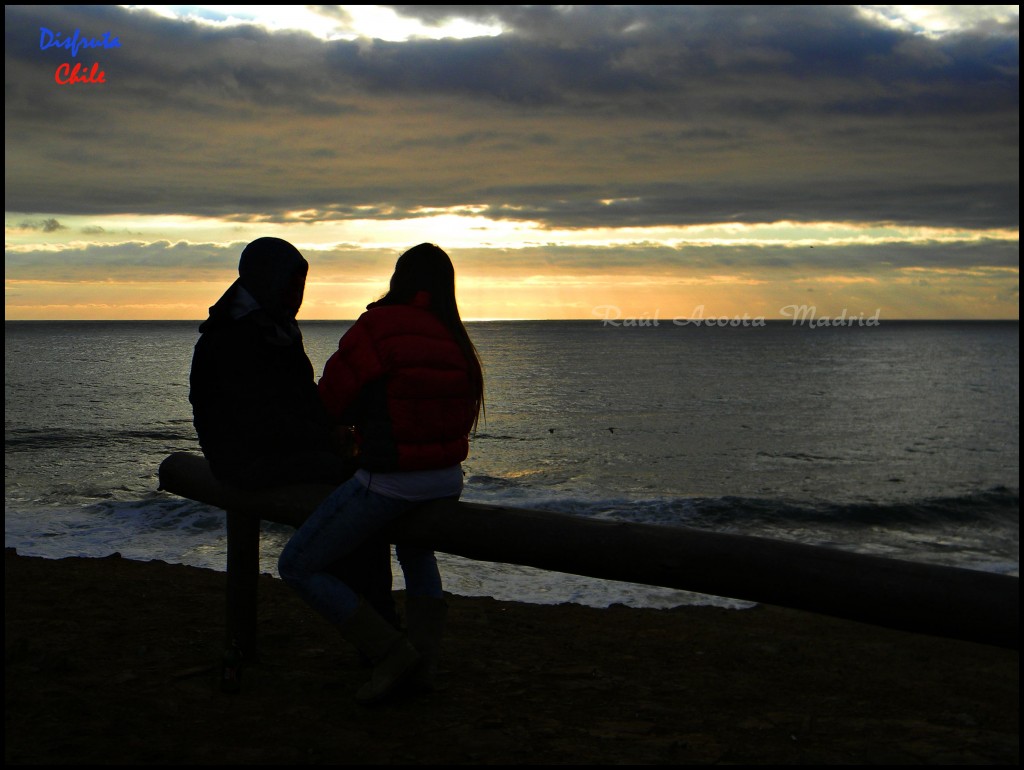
[4,4,1019,320]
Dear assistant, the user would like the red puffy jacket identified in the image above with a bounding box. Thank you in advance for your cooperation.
[318,293,478,472]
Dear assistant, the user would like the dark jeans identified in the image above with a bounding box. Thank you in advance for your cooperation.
[278,477,442,626]
[222,449,399,628]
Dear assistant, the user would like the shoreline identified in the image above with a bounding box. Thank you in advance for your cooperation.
[5,549,1018,764]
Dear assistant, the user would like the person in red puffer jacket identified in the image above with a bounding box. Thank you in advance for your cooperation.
[279,243,484,704]
[319,286,479,473]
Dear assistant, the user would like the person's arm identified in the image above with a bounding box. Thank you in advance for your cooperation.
[318,315,386,420]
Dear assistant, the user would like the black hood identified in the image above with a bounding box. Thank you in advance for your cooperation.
[199,238,308,343]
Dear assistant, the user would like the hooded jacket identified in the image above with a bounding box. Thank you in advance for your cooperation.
[318,292,477,472]
[189,239,337,484]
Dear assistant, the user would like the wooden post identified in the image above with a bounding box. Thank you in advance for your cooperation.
[224,509,260,659]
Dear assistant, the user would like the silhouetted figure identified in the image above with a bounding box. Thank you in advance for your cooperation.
[189,237,397,627]
[279,243,484,704]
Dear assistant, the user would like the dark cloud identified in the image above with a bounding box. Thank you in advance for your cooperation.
[3,5,1018,229]
[17,217,67,232]
[4,240,241,282]
[448,239,1021,274]
[7,237,1015,284]
[478,178,1020,230]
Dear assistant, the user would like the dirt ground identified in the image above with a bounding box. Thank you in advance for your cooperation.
[5,549,1018,765]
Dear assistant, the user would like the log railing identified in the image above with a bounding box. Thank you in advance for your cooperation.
[158,452,1018,657]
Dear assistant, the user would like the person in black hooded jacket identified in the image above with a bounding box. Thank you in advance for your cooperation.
[189,237,397,626]
[189,237,342,485]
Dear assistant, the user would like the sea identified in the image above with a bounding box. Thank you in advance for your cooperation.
[4,319,1019,610]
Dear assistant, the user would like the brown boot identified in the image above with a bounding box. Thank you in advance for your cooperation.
[339,601,421,704]
[404,596,448,691]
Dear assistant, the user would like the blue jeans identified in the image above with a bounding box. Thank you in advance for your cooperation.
[278,477,443,626]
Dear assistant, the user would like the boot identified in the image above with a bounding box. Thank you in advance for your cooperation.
[404,596,448,691]
[339,601,421,704]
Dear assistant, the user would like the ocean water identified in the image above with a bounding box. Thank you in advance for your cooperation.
[4,319,1019,609]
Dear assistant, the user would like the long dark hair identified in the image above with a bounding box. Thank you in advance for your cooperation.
[375,243,484,429]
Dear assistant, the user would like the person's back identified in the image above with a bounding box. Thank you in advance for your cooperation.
[319,293,477,473]
[190,277,344,485]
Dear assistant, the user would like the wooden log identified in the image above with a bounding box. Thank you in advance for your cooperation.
[158,452,1018,650]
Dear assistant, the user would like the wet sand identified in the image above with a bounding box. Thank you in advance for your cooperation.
[5,549,1018,765]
